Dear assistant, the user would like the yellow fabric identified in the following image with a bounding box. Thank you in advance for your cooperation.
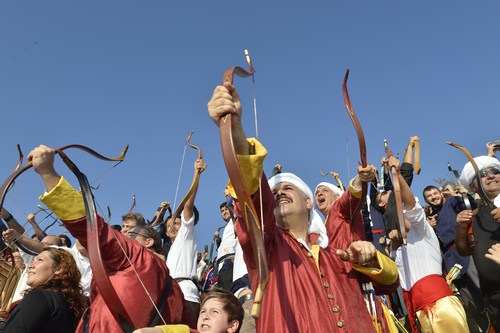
[348,177,362,199]
[381,301,400,333]
[311,244,320,273]
[39,177,86,221]
[416,295,468,333]
[226,138,267,198]
[352,251,399,286]
[154,325,191,333]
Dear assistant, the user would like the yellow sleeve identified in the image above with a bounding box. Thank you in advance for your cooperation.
[39,177,86,221]
[351,251,399,285]
[154,324,191,333]
[226,138,268,198]
[348,177,362,199]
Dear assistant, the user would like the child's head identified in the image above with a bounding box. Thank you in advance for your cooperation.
[198,288,244,333]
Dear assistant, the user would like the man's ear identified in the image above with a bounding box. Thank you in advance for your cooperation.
[305,196,313,210]
[145,238,155,249]
[227,319,240,333]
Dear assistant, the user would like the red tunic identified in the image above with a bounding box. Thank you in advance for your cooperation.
[234,177,380,333]
[325,190,366,249]
[65,215,195,332]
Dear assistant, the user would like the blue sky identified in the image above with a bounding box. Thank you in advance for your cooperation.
[1,1,498,252]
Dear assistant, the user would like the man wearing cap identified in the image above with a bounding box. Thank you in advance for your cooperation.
[456,155,500,330]
[208,82,398,332]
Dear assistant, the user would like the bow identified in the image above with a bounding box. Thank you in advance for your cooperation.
[219,51,269,319]
[0,144,135,330]
[448,161,472,210]
[128,193,136,214]
[342,69,368,218]
[413,140,421,175]
[320,170,345,192]
[384,139,407,244]
[447,141,496,209]
[171,131,203,222]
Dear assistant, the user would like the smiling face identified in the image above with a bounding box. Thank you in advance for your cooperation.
[473,166,500,200]
[166,217,181,240]
[272,182,311,230]
[314,185,340,216]
[197,298,239,333]
[423,188,444,207]
[27,251,59,288]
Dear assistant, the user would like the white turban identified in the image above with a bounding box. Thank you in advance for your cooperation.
[314,182,344,207]
[459,156,500,192]
[268,173,329,248]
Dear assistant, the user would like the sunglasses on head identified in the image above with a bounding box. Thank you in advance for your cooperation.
[479,167,500,178]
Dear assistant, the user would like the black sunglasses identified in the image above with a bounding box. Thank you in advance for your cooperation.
[479,167,500,178]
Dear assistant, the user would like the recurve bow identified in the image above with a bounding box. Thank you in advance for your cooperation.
[384,139,407,244]
[219,50,269,319]
[342,69,367,218]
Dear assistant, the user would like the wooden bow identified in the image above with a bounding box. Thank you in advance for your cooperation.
[0,144,135,330]
[384,139,407,244]
[342,69,368,218]
[447,142,496,209]
[413,140,421,175]
[320,170,345,192]
[219,51,269,319]
[171,131,203,223]
[448,161,472,210]
[56,148,137,331]
[128,193,136,214]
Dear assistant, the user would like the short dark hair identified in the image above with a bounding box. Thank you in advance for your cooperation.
[132,225,163,254]
[58,234,72,247]
[422,185,440,205]
[220,202,227,210]
[202,288,244,333]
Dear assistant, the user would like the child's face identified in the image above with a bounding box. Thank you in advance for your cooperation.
[197,298,239,333]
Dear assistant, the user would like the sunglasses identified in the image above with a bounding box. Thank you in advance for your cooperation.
[479,167,500,178]
[126,231,148,239]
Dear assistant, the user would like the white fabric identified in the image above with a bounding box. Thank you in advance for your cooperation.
[391,201,443,290]
[459,155,500,192]
[268,172,329,247]
[166,211,200,303]
[495,194,500,208]
[232,239,248,282]
[12,250,34,302]
[63,245,91,297]
[314,182,344,198]
[216,219,236,260]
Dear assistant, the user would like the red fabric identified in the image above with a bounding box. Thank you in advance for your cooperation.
[409,274,452,312]
[325,190,366,249]
[64,216,195,332]
[234,176,379,333]
[402,274,453,333]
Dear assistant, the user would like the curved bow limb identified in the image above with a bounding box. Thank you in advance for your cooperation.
[56,149,135,331]
[342,69,368,219]
[0,144,129,212]
[447,141,496,208]
[128,193,136,214]
[219,51,269,319]
[384,139,407,245]
[171,131,203,222]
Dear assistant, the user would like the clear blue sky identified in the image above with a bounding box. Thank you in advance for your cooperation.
[1,1,498,252]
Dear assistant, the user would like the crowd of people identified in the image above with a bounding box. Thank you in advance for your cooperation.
[0,80,498,333]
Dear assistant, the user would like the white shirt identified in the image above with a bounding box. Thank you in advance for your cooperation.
[216,219,236,260]
[391,200,442,290]
[166,211,199,303]
[63,244,91,297]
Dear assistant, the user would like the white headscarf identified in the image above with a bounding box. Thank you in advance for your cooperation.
[314,182,344,208]
[459,156,500,192]
[268,173,328,248]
